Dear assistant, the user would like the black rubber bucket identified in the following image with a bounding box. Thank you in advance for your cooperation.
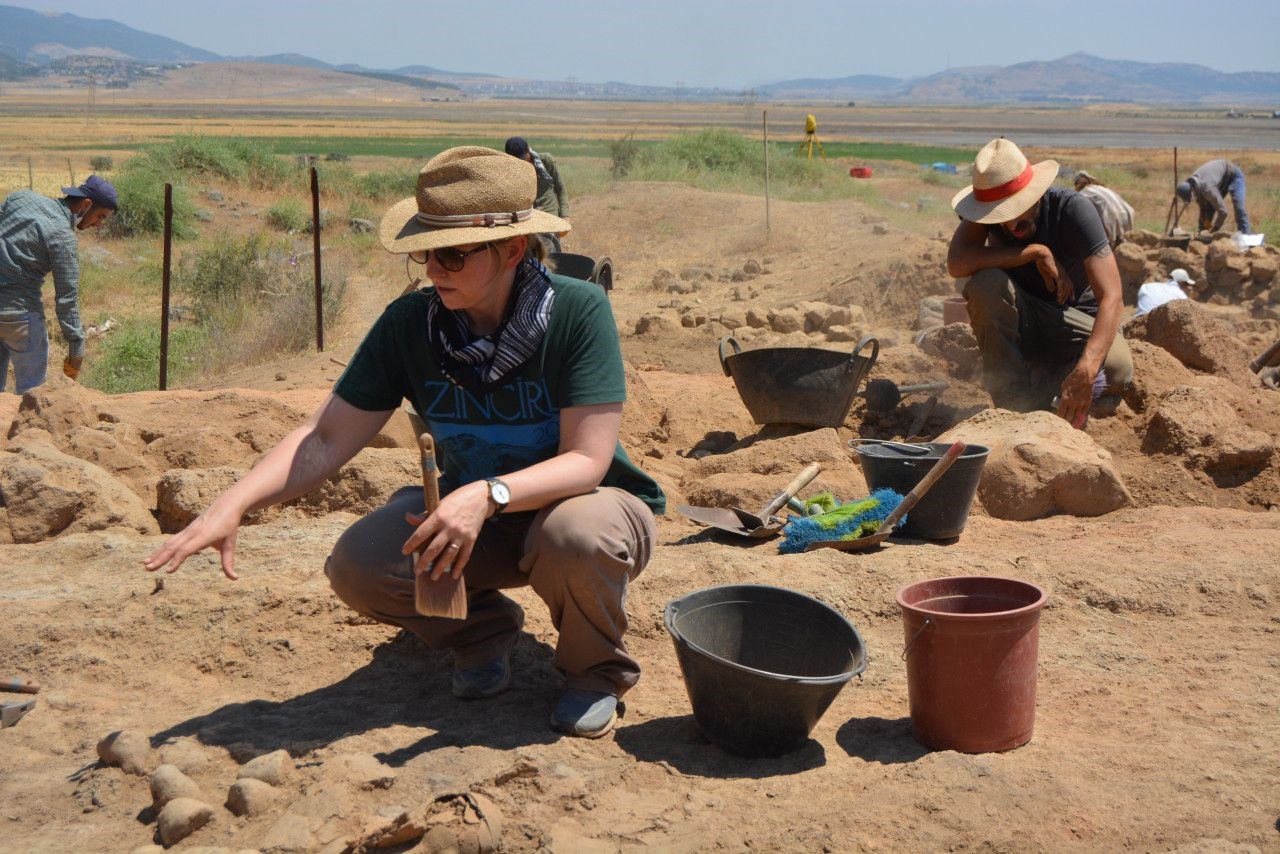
[547,252,613,292]
[719,335,879,428]
[855,441,989,540]
[664,584,867,757]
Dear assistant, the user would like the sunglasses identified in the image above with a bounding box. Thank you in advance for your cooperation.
[408,243,494,272]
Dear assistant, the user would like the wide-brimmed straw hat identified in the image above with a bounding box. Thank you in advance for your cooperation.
[379,146,570,253]
[951,138,1058,225]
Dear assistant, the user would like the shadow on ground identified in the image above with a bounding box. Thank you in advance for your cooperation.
[151,631,563,765]
[836,716,931,764]
[614,714,825,778]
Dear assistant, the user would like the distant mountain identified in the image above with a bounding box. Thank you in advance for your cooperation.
[346,69,461,93]
[766,54,1280,104]
[0,50,37,80]
[0,3,219,64]
[227,52,336,70]
[758,74,902,100]
[3,5,1277,105]
[393,64,496,81]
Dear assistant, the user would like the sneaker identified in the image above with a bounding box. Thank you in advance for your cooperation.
[450,649,512,700]
[549,689,618,738]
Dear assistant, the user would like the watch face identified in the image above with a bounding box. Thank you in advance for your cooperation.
[490,481,511,504]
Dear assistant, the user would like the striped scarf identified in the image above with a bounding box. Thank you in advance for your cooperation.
[529,150,555,187]
[425,257,555,393]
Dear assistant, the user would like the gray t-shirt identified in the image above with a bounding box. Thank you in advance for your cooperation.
[986,187,1109,316]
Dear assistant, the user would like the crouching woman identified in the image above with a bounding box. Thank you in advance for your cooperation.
[144,146,664,739]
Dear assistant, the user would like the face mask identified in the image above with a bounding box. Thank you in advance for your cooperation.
[73,209,88,227]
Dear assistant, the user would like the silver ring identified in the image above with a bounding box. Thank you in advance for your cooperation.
[446,543,460,550]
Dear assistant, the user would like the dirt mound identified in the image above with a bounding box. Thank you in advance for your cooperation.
[1124,299,1253,381]
[1143,385,1274,475]
[0,435,159,543]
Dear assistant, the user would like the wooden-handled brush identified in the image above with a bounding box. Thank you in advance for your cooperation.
[415,433,469,620]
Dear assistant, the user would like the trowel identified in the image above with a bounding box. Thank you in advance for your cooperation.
[678,463,821,539]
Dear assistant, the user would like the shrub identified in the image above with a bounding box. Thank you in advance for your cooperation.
[356,169,414,200]
[82,317,206,394]
[103,163,198,238]
[347,198,374,222]
[225,138,295,188]
[325,152,351,162]
[175,233,347,369]
[265,198,306,232]
[134,134,295,188]
[89,155,113,172]
[661,128,756,174]
[610,128,640,178]
[146,134,245,180]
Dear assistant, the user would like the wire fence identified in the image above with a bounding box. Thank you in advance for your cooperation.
[0,155,84,197]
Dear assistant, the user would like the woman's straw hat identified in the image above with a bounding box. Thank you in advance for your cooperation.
[379,146,570,253]
[951,138,1059,225]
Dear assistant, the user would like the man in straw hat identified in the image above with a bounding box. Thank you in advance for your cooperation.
[947,138,1131,426]
[145,147,663,739]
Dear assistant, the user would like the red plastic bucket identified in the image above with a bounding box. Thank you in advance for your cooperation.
[896,576,1047,753]
[849,166,873,178]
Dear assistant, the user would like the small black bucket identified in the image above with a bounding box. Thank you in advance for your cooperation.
[664,584,867,757]
[547,252,613,292]
[719,335,879,427]
[855,441,989,540]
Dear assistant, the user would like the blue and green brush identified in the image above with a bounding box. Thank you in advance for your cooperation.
[778,488,905,554]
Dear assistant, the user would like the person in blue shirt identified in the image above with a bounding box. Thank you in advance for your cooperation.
[0,175,117,393]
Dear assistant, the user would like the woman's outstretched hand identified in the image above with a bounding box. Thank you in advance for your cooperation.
[142,498,245,580]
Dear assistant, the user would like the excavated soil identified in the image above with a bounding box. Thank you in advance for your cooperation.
[1,183,1278,853]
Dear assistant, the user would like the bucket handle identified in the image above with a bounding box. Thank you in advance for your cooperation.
[846,335,880,375]
[901,617,932,660]
[718,336,742,378]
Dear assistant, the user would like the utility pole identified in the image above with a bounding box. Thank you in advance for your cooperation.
[86,76,97,129]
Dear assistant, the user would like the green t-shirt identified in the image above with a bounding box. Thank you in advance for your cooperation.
[334,273,665,515]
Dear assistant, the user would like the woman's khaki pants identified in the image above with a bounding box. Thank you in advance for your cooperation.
[325,486,656,697]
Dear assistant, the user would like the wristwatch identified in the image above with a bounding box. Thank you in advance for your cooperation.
[484,477,510,516]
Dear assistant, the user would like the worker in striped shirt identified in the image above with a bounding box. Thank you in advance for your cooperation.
[1073,172,1135,248]
[0,175,116,394]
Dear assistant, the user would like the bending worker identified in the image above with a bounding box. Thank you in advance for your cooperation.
[947,138,1131,427]
[0,175,116,393]
[1072,171,1135,248]
[1177,158,1251,234]
[504,137,569,253]
[145,147,662,739]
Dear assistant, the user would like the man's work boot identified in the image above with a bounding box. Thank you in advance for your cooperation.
[550,689,618,739]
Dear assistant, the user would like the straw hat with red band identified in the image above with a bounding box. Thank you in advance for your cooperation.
[951,138,1059,225]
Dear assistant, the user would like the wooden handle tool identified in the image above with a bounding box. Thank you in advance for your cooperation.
[414,433,469,620]
[2,677,40,695]
[876,441,967,535]
[759,463,822,520]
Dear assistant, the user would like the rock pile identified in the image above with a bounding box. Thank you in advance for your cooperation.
[1116,230,1279,311]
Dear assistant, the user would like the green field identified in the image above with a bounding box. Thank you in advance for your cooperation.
[66,134,974,166]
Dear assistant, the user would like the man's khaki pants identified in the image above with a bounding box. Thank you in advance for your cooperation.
[964,269,1133,410]
[325,486,656,697]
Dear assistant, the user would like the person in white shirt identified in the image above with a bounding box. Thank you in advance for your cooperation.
[1134,269,1193,317]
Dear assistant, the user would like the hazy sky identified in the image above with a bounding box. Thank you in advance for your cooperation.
[12,0,1280,87]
